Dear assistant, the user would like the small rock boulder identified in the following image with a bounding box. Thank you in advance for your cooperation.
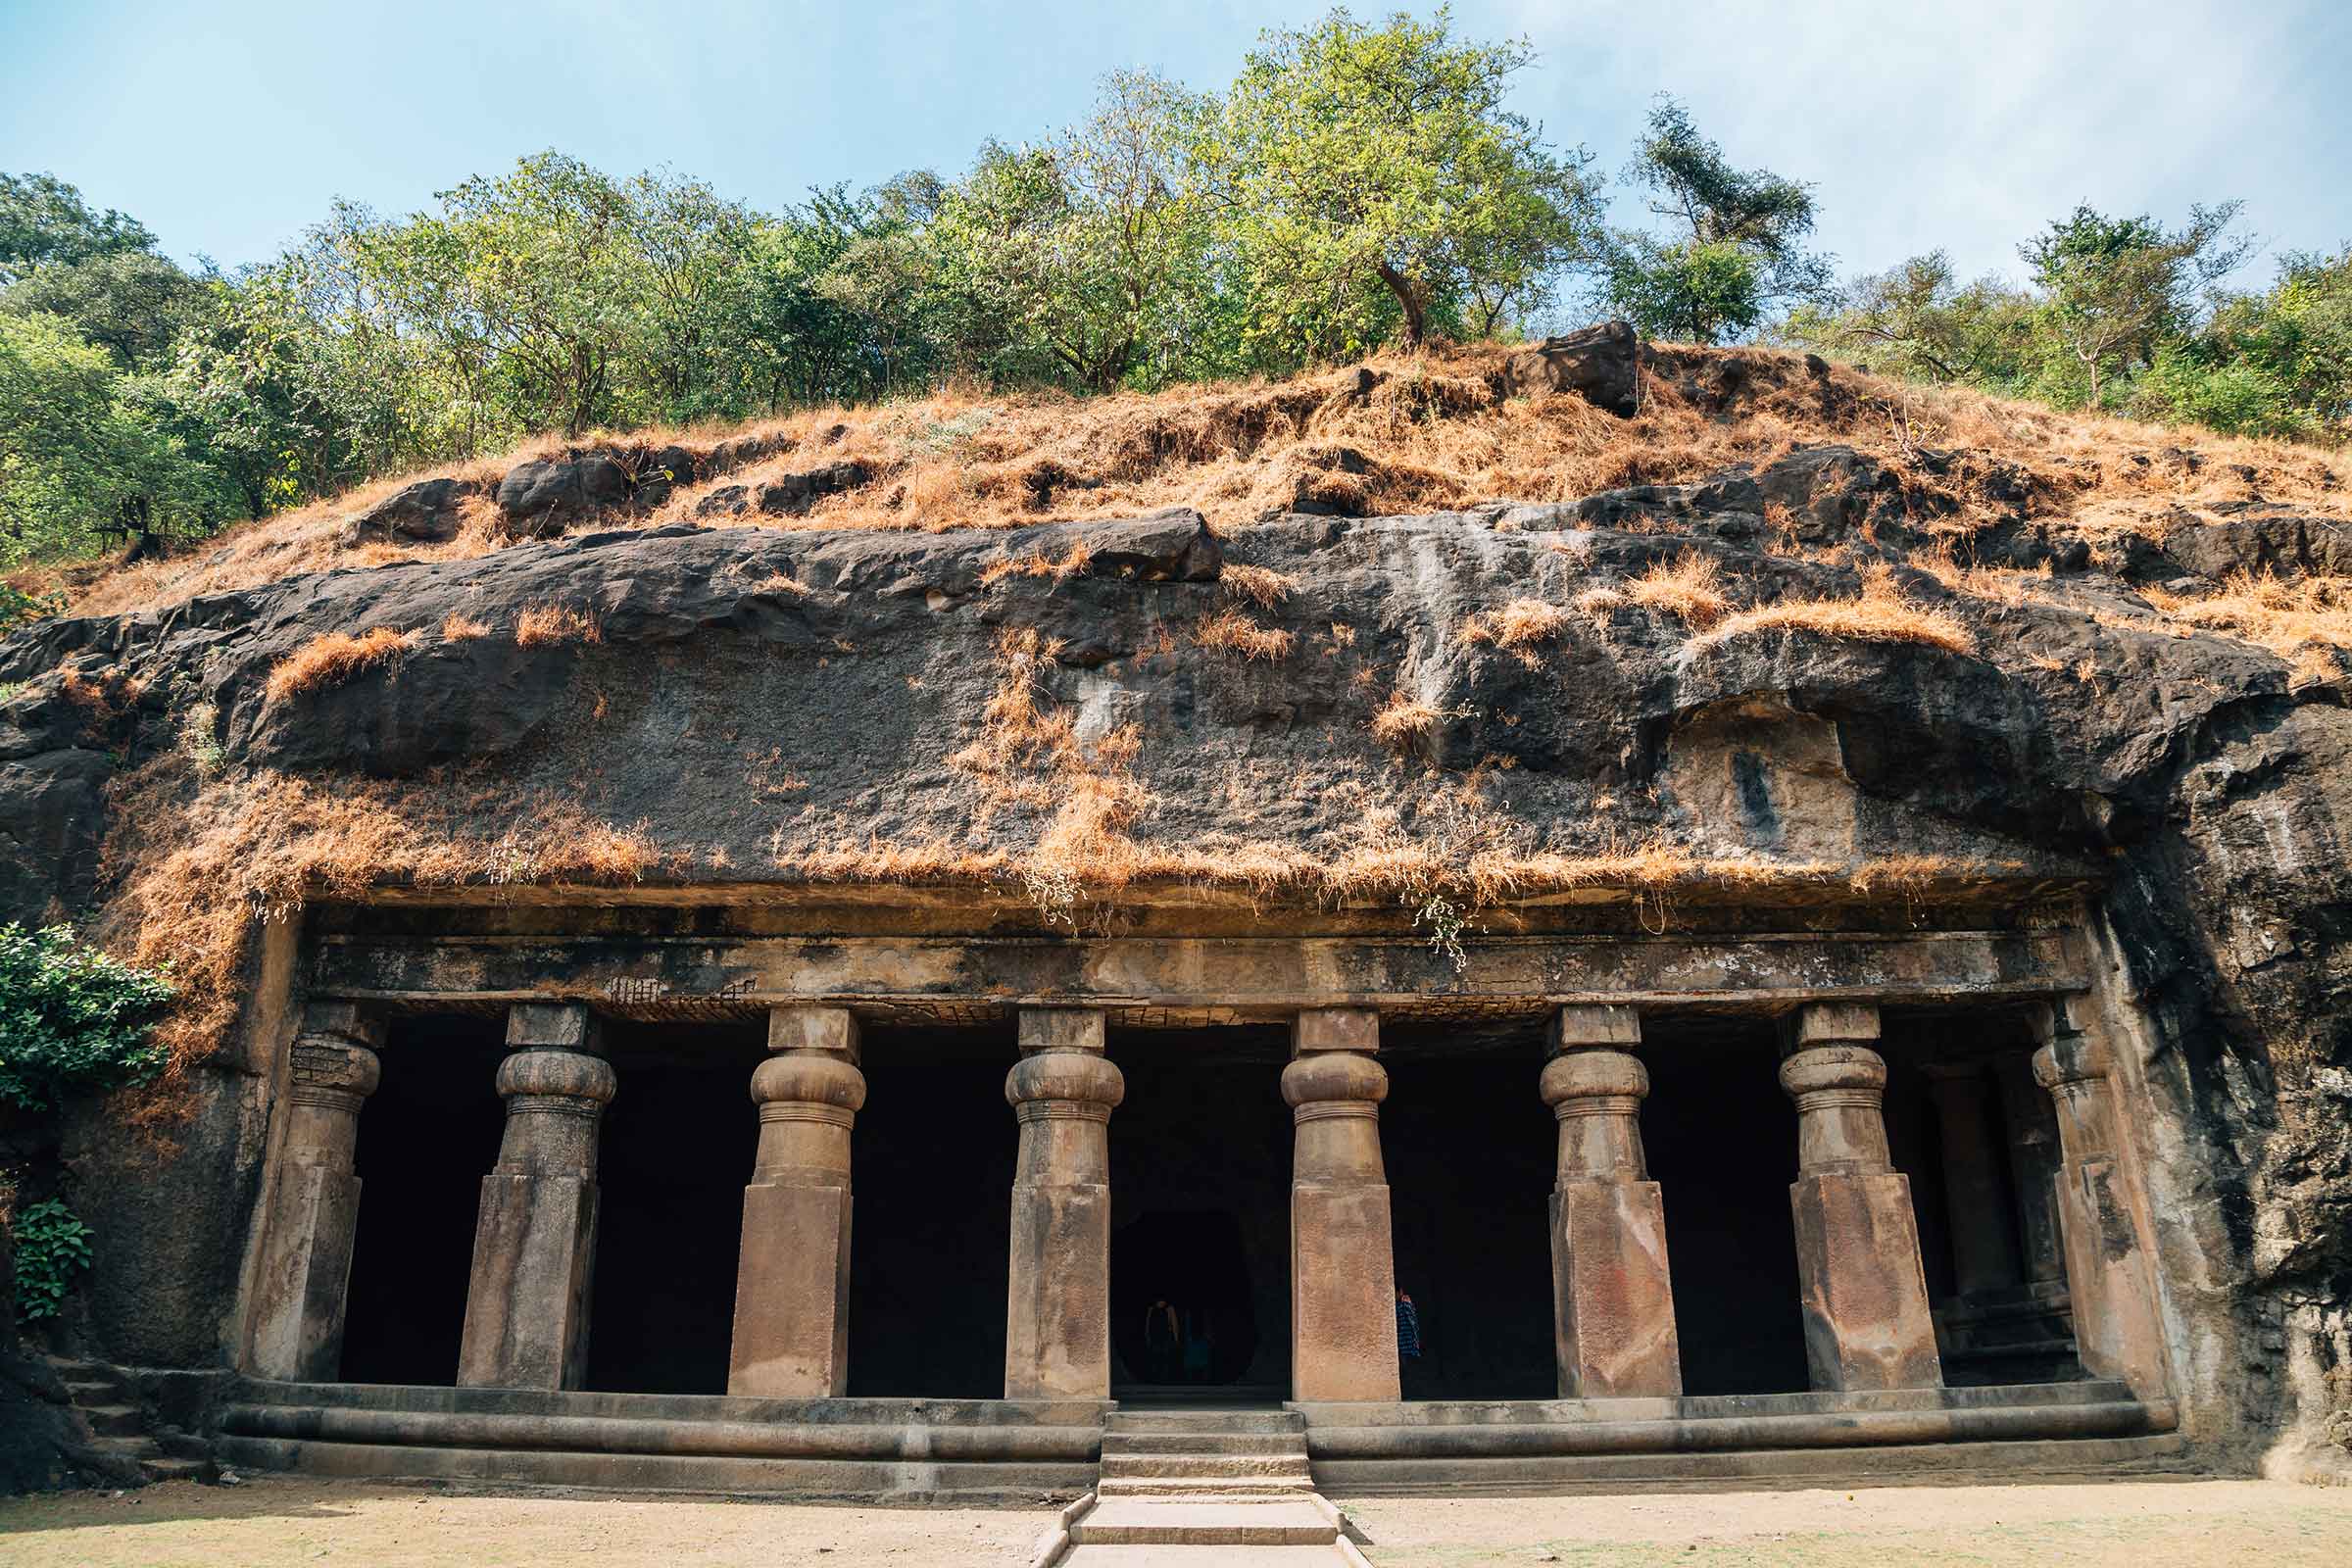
[630,445,699,509]
[755,461,873,517]
[1504,319,1641,416]
[343,477,479,546]
[1015,509,1223,581]
[497,453,632,537]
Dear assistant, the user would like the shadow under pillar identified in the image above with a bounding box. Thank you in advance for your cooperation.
[1779,1003,1943,1392]
[729,1005,865,1397]
[1284,1007,1400,1402]
[456,1003,616,1391]
[1542,1005,1683,1398]
[1004,1007,1123,1399]
[2033,1000,2171,1400]
[245,1002,383,1381]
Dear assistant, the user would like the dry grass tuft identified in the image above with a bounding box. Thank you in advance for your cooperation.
[1459,597,1573,660]
[514,604,603,647]
[1221,564,1300,608]
[1370,693,1445,749]
[440,612,491,641]
[264,626,416,703]
[2142,569,2352,660]
[1697,564,1976,655]
[1194,608,1296,662]
[979,542,1093,588]
[1625,554,1731,628]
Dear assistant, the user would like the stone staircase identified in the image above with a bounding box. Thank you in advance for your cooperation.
[47,1356,212,1486]
[1060,1408,1359,1561]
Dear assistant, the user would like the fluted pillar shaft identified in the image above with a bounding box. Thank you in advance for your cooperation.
[1542,1005,1683,1398]
[1004,1008,1123,1399]
[729,1006,866,1396]
[1284,1007,1399,1402]
[458,1004,616,1391]
[2033,1001,2170,1398]
[247,1002,383,1380]
[1780,1003,1943,1391]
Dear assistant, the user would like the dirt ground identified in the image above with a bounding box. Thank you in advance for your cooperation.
[1339,1479,2352,1566]
[2,1475,2350,1566]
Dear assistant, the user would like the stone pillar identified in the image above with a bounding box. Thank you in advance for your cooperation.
[2032,1000,2171,1399]
[457,1003,616,1391]
[1779,1004,1943,1392]
[1541,1006,1683,1399]
[246,1002,383,1381]
[1004,1008,1123,1399]
[728,1006,865,1397]
[1284,1007,1400,1402]
[1994,1049,2071,1295]
[1922,1064,2021,1298]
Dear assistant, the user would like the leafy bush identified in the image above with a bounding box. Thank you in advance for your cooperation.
[0,923,172,1111]
[0,581,64,634]
[8,1199,93,1320]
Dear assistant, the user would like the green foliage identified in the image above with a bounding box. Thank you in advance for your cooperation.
[0,172,155,285]
[2022,203,2252,408]
[1599,97,1831,343]
[1,580,66,634]
[0,923,173,1112]
[1190,7,1601,360]
[7,1199,93,1321]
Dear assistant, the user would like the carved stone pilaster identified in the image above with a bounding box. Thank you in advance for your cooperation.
[1004,1008,1123,1399]
[1284,1007,1399,1402]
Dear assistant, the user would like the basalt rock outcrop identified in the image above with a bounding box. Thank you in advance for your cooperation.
[2,414,2350,1483]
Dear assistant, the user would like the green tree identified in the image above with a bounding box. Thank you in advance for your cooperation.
[1599,97,1832,344]
[1189,6,1601,359]
[0,172,155,284]
[1779,251,2042,388]
[2,248,217,371]
[2022,203,2251,409]
[0,923,173,1112]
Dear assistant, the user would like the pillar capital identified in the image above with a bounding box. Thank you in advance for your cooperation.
[768,1004,859,1060]
[1293,1006,1379,1056]
[1783,1000,1882,1054]
[1019,1005,1107,1055]
[1550,1004,1642,1053]
[297,1000,386,1052]
[505,1001,603,1054]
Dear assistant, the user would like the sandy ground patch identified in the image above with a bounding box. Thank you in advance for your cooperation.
[0,1476,1054,1566]
[1338,1479,2352,1566]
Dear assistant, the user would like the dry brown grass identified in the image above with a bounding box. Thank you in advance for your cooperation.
[1697,564,1976,655]
[979,541,1093,587]
[514,604,602,647]
[1370,693,1445,749]
[2141,570,2352,660]
[1459,598,1573,661]
[1194,608,1296,661]
[440,612,491,641]
[1221,563,1300,608]
[43,340,2348,623]
[1625,554,1731,628]
[263,626,416,703]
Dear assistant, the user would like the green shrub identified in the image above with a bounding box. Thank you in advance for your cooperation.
[0,582,65,635]
[8,1200,93,1321]
[0,924,173,1111]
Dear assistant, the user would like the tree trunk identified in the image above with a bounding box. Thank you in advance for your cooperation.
[1375,262,1428,349]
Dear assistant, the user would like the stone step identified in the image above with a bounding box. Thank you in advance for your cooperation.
[137,1455,213,1484]
[1062,1547,1351,1565]
[1072,1497,1337,1547]
[1105,1410,1302,1436]
[1097,1476,1317,1497]
[1102,1431,1306,1456]
[79,1404,148,1439]
[1101,1453,1312,1481]
[63,1378,124,1401]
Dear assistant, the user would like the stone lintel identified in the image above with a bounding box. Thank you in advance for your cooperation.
[298,1000,386,1050]
[1018,1006,1106,1055]
[1551,1004,1642,1053]
[1786,1001,1882,1052]
[1294,1006,1380,1055]
[768,1004,860,1057]
[507,1001,603,1054]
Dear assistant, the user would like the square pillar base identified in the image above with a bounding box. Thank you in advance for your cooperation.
[1005,1182,1111,1398]
[1552,1178,1684,1398]
[1789,1170,1943,1392]
[728,1184,853,1397]
[1292,1183,1400,1402]
[247,1164,364,1382]
[457,1172,600,1390]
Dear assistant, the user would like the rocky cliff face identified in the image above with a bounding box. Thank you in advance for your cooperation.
[1,343,2347,1479]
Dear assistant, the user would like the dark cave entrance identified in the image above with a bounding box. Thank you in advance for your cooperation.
[1108,1028,1294,1395]
[339,1012,508,1386]
[845,1026,1016,1398]
[1641,1017,1813,1397]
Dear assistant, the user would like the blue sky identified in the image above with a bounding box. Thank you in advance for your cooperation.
[2,0,2344,290]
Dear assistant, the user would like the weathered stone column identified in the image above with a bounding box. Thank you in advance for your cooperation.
[1004,1007,1123,1399]
[457,1003,615,1391]
[2032,1000,2171,1398]
[728,1006,865,1397]
[1284,1007,1400,1402]
[1994,1049,2071,1296]
[1922,1064,2021,1298]
[1542,1005,1684,1398]
[246,1002,383,1381]
[1779,1004,1943,1391]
